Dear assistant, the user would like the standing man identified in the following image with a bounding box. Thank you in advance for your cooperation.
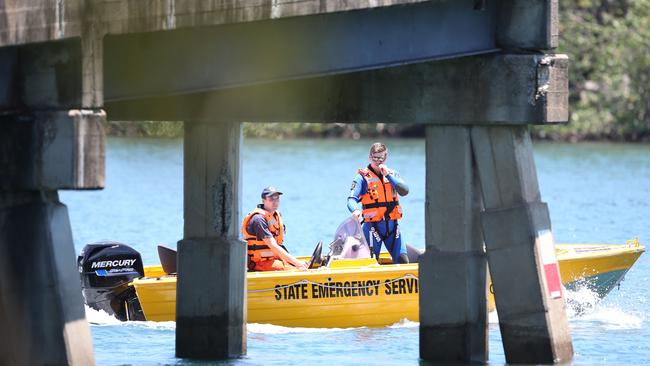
[242,186,308,271]
[348,143,410,264]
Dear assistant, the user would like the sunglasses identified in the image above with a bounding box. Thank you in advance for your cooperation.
[370,154,386,162]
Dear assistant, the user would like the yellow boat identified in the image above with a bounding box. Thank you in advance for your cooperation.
[124,240,644,328]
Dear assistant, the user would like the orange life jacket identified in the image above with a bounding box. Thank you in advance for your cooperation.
[241,207,286,264]
[358,167,403,223]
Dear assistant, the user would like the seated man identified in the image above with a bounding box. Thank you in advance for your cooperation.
[241,186,307,271]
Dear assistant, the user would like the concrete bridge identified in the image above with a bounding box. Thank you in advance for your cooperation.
[1,1,572,364]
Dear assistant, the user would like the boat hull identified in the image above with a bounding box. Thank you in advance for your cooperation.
[131,243,644,327]
[557,244,644,296]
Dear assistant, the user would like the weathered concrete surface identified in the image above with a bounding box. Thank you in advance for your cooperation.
[176,121,246,359]
[82,24,103,108]
[0,0,432,47]
[0,110,105,190]
[106,53,569,125]
[471,126,573,364]
[0,4,103,365]
[0,191,95,366]
[176,238,246,359]
[1,1,560,108]
[481,202,572,364]
[420,126,487,362]
[0,0,557,48]
[103,0,497,100]
[95,0,431,35]
[471,127,541,207]
[0,1,83,46]
[0,39,82,111]
[182,122,241,238]
[0,33,101,110]
[497,0,558,50]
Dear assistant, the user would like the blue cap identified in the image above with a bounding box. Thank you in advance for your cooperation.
[261,186,283,198]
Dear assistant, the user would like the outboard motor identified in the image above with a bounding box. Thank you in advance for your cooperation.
[78,241,145,321]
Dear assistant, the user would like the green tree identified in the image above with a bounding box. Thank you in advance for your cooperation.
[538,1,650,141]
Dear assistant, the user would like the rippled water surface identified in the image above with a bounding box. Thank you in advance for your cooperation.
[61,138,650,365]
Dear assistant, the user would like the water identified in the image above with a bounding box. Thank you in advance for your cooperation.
[61,138,650,365]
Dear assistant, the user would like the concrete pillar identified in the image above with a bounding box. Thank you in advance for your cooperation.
[471,126,573,364]
[176,121,246,359]
[0,110,103,365]
[420,126,487,362]
[0,191,95,366]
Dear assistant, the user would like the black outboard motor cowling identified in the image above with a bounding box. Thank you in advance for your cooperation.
[78,241,145,321]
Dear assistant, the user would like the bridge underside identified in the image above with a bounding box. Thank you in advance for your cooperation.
[106,54,568,125]
[0,0,572,365]
[103,0,498,102]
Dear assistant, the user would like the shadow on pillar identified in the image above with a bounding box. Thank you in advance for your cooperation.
[420,126,573,364]
[0,191,95,365]
[175,238,247,360]
[176,121,246,360]
[473,126,573,364]
[420,126,488,363]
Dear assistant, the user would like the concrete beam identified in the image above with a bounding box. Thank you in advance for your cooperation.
[0,39,82,111]
[420,126,487,362]
[104,0,497,101]
[0,110,106,190]
[6,0,558,51]
[497,0,558,50]
[1,0,432,46]
[176,121,246,359]
[0,29,100,110]
[471,126,573,364]
[0,0,83,46]
[106,53,568,125]
[0,191,95,365]
[96,0,434,35]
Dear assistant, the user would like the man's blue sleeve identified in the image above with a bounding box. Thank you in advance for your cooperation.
[347,174,364,213]
[386,170,409,196]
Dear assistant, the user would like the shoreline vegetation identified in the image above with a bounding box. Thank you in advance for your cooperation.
[104,121,650,142]
[105,1,649,143]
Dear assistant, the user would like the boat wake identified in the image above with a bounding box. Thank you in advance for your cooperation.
[83,284,640,333]
[576,306,644,330]
[248,323,352,334]
[563,284,643,330]
[85,305,176,330]
[85,305,122,325]
[388,319,419,328]
[565,283,601,317]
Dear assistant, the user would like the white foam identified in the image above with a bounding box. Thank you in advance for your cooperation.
[578,306,644,330]
[85,305,176,330]
[488,310,499,324]
[562,283,644,330]
[388,318,419,328]
[248,318,420,333]
[248,323,360,334]
[85,305,122,325]
[565,284,601,318]
[127,320,176,331]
